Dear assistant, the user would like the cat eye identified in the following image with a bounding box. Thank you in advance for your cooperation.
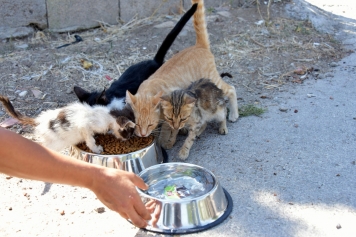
[148,124,154,128]
[181,118,188,122]
[165,116,173,121]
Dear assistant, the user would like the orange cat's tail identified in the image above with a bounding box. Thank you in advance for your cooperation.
[192,0,210,49]
[0,95,37,126]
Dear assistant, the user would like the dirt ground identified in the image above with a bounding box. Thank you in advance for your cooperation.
[0,1,351,236]
[0,2,348,136]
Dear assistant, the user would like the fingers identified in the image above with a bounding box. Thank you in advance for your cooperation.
[133,196,152,221]
[145,200,156,213]
[127,210,148,228]
[129,173,148,190]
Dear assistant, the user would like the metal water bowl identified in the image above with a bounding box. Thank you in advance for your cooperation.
[137,162,233,234]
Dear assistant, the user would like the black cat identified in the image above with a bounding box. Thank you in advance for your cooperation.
[74,4,198,106]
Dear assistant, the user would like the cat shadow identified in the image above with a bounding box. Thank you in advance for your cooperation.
[41,182,53,195]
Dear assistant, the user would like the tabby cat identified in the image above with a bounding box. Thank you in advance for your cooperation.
[0,95,135,153]
[73,3,198,107]
[126,0,239,138]
[159,78,228,160]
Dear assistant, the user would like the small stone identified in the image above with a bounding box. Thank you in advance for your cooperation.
[330,62,338,67]
[336,224,342,229]
[6,176,13,179]
[294,109,298,113]
[66,88,72,94]
[307,94,316,98]
[15,44,29,50]
[325,73,334,78]
[60,210,65,215]
[9,207,12,210]
[217,11,231,18]
[206,15,220,22]
[95,207,105,213]
[19,91,28,97]
[31,89,43,99]
[279,107,288,112]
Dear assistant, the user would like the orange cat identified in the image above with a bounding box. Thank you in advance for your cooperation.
[126,0,239,137]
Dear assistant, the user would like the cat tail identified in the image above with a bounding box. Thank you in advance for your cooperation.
[0,95,37,126]
[192,0,210,49]
[153,3,198,64]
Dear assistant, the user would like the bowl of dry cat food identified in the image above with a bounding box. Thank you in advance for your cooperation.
[70,134,166,174]
[136,162,233,234]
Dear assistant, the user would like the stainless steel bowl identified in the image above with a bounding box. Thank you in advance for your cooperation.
[137,163,233,234]
[69,138,165,175]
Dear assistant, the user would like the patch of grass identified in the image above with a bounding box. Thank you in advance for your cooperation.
[239,104,266,117]
[207,7,215,13]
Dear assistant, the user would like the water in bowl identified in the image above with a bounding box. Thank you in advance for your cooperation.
[146,175,211,200]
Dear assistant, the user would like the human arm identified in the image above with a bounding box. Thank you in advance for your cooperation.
[0,128,151,228]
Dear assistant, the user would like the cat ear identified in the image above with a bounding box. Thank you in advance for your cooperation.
[126,91,136,105]
[116,116,136,128]
[152,91,163,105]
[96,88,107,105]
[73,86,90,102]
[160,94,170,102]
[184,92,197,105]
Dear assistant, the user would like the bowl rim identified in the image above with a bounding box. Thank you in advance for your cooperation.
[137,162,219,203]
[72,137,155,156]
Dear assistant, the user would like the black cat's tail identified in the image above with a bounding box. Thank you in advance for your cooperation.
[153,3,198,64]
[0,95,37,126]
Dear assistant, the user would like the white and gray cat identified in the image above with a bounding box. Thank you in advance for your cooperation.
[159,78,229,160]
[0,96,134,153]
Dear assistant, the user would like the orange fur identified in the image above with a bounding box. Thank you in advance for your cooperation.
[126,0,239,137]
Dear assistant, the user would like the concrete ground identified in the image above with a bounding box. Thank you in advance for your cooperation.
[153,1,356,236]
[1,1,355,237]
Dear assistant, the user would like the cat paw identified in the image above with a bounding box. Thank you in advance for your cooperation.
[228,112,239,122]
[92,145,103,154]
[219,126,228,135]
[178,148,190,160]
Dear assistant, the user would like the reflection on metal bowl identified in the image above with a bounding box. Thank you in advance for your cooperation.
[137,163,233,234]
[69,139,165,175]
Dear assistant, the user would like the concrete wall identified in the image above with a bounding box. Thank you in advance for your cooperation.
[0,0,231,39]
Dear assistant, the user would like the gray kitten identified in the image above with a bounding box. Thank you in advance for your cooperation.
[159,78,228,160]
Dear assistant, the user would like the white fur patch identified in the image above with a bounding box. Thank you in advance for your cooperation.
[107,98,125,110]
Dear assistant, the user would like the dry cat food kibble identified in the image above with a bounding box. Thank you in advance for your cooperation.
[77,134,154,154]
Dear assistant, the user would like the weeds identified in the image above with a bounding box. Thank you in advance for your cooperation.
[239,104,266,117]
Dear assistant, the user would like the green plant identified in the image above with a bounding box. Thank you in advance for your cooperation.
[238,104,266,117]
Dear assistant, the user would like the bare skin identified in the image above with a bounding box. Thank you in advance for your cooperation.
[0,128,151,228]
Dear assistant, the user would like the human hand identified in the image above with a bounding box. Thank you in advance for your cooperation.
[145,200,162,228]
[89,168,151,228]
